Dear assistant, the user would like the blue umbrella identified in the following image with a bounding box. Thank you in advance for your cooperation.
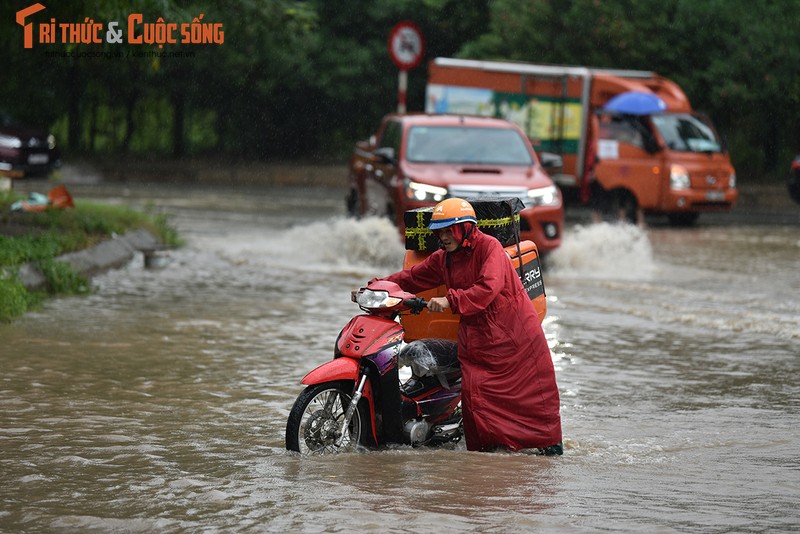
[603,91,667,115]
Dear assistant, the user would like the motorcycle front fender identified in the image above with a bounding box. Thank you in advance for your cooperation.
[301,357,360,385]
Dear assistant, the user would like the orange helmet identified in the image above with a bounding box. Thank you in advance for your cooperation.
[429,198,477,230]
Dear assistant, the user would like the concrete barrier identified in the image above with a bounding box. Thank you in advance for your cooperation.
[18,229,160,291]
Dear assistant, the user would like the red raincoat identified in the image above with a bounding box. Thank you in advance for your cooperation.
[383,228,562,451]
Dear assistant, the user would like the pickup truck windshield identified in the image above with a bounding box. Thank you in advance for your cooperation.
[651,113,722,153]
[406,126,533,165]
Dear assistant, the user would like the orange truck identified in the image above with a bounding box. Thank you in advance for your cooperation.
[426,57,738,225]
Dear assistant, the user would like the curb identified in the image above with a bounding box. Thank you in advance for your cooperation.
[18,229,160,291]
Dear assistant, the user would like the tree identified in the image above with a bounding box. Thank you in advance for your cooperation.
[457,0,800,180]
[4,0,796,178]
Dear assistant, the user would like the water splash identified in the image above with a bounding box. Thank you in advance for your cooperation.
[548,223,655,280]
[281,216,406,271]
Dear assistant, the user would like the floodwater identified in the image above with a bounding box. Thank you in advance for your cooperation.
[2,182,799,533]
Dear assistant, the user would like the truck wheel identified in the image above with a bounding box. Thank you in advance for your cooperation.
[667,212,699,226]
[345,188,359,218]
[617,191,639,225]
[605,189,640,225]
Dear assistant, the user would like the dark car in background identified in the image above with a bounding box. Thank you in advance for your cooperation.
[789,155,800,205]
[0,112,60,177]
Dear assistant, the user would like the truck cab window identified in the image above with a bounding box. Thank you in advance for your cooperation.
[599,115,644,149]
[651,114,722,153]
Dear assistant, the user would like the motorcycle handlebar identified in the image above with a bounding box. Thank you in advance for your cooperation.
[403,297,428,314]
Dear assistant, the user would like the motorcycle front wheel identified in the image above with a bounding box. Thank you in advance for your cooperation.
[285,381,369,454]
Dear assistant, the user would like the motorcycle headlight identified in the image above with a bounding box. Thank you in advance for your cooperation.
[527,185,560,207]
[357,289,401,309]
[406,180,447,202]
[0,134,22,149]
[670,164,690,190]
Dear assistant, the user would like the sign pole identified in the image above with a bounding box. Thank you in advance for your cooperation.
[397,70,408,113]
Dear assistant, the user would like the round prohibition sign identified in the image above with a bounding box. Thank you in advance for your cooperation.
[388,21,425,70]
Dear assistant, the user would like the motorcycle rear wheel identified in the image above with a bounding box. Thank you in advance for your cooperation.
[285,381,368,454]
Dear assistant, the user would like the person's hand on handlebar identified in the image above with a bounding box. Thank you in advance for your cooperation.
[427,297,451,313]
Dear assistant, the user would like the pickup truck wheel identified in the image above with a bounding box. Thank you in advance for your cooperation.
[345,188,359,218]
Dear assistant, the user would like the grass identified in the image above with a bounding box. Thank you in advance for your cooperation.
[0,191,180,321]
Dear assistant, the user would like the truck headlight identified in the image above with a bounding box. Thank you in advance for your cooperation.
[406,180,447,202]
[670,164,690,190]
[527,185,560,207]
[0,134,22,149]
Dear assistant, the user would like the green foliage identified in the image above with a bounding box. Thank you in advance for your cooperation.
[0,271,41,322]
[3,0,491,160]
[0,201,168,267]
[458,0,800,180]
[37,259,91,296]
[0,233,72,267]
[4,0,798,179]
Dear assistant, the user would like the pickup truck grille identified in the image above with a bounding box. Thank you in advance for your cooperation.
[448,185,530,206]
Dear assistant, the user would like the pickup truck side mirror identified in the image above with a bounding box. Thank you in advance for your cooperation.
[539,152,563,172]
[373,147,397,165]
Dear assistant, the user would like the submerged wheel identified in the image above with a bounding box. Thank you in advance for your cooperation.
[345,188,359,217]
[609,189,639,225]
[285,381,367,454]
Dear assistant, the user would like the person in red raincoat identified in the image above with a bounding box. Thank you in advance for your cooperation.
[379,198,563,454]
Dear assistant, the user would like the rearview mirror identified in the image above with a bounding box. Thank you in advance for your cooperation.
[373,147,397,165]
[539,152,563,172]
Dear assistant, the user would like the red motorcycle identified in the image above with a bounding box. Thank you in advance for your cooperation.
[285,280,463,454]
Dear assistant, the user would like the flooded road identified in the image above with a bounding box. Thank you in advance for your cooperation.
[2,182,799,532]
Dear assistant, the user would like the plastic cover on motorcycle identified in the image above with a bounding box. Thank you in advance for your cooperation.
[404,197,525,251]
[399,339,460,389]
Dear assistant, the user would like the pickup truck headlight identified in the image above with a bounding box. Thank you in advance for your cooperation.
[670,164,691,190]
[0,134,22,149]
[406,180,447,202]
[527,185,560,207]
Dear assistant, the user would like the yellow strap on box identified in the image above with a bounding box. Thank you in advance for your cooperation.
[404,211,431,251]
[404,213,520,251]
